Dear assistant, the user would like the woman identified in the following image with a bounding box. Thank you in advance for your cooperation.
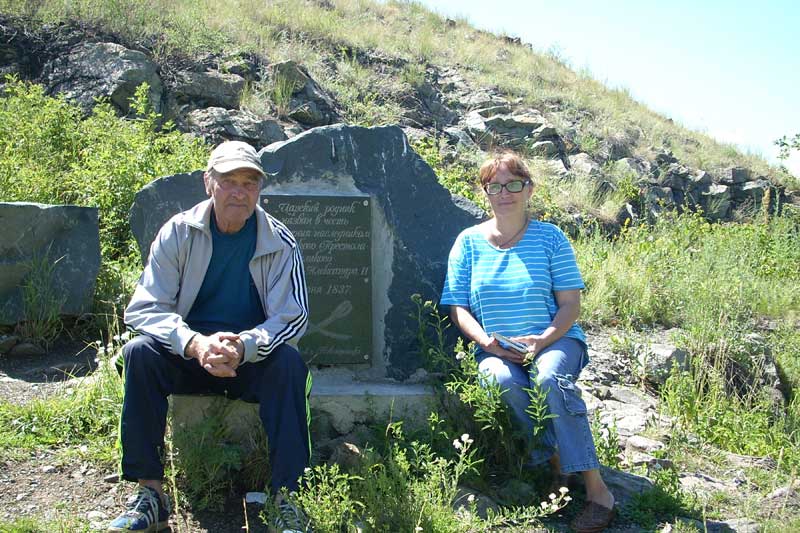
[440,152,615,532]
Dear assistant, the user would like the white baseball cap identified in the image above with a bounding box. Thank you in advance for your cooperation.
[206,141,265,177]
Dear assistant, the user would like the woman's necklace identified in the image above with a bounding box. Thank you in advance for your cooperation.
[494,217,530,249]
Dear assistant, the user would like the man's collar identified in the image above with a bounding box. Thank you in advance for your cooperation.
[184,199,283,255]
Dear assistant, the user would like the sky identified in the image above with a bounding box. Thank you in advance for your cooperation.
[416,0,800,176]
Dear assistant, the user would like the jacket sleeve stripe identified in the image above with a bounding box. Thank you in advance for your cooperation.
[123,324,174,353]
[257,224,309,356]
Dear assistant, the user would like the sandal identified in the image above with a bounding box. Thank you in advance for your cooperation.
[570,500,615,533]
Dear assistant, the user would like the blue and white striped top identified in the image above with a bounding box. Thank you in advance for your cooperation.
[441,220,586,353]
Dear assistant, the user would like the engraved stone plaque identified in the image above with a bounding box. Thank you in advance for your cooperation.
[262,194,372,365]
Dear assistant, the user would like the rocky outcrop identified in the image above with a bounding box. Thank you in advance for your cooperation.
[4,15,789,231]
[0,202,100,326]
[41,42,162,114]
[186,107,287,147]
[269,60,340,126]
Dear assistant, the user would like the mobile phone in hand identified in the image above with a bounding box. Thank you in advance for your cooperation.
[490,333,528,354]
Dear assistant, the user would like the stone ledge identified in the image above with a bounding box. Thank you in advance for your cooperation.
[170,379,436,450]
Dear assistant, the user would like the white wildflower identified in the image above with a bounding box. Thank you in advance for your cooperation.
[564,496,572,502]
[455,351,466,360]
[548,493,556,500]
[559,486,569,494]
[467,494,475,503]
[452,439,462,450]
[540,501,548,509]
[460,433,470,442]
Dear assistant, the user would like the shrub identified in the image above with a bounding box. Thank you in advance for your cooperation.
[411,137,483,208]
[0,78,208,312]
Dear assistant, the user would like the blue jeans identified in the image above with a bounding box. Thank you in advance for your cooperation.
[477,336,600,474]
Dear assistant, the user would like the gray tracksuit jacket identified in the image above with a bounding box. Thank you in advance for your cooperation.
[124,199,309,364]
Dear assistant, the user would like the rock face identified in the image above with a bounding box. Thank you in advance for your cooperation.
[186,107,287,147]
[269,61,340,126]
[172,70,245,109]
[42,42,162,114]
[0,203,100,325]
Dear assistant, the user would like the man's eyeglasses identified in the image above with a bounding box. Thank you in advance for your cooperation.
[483,180,530,195]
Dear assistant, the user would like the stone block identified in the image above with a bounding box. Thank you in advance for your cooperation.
[170,378,436,454]
[640,342,688,386]
[721,166,750,185]
[187,107,287,148]
[0,203,100,326]
[701,183,731,220]
[733,179,770,205]
[568,153,601,176]
[129,171,208,265]
[258,125,484,377]
[173,70,245,109]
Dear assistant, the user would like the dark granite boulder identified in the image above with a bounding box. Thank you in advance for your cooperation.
[42,42,162,114]
[0,203,100,325]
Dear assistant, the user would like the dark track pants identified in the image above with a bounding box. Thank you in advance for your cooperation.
[119,335,312,494]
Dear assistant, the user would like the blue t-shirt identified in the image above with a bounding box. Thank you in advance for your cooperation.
[186,211,265,335]
[441,221,586,353]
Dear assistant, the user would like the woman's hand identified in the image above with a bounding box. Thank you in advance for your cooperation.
[511,334,545,360]
[480,336,528,364]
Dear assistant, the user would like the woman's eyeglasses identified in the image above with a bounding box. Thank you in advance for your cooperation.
[483,180,530,195]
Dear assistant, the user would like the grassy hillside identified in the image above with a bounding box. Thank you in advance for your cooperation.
[1,0,794,189]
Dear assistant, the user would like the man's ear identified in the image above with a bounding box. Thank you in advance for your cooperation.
[203,172,213,197]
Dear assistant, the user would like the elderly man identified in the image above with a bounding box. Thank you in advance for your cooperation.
[108,141,312,533]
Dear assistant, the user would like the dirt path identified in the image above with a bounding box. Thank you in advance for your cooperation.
[0,341,272,532]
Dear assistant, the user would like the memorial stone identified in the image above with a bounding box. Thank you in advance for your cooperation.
[129,124,484,378]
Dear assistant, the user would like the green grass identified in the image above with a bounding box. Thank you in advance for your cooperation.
[0,516,90,533]
[577,211,800,329]
[0,348,122,463]
[577,210,800,473]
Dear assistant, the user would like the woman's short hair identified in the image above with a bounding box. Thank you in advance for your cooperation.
[478,152,532,186]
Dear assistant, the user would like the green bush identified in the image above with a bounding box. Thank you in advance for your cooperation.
[0,78,208,312]
[411,137,483,208]
[279,421,568,533]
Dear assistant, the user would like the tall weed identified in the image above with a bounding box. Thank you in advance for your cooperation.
[15,250,66,346]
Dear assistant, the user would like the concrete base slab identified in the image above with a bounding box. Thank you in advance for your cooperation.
[170,378,436,452]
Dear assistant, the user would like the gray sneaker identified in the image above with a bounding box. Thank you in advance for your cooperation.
[273,496,312,533]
